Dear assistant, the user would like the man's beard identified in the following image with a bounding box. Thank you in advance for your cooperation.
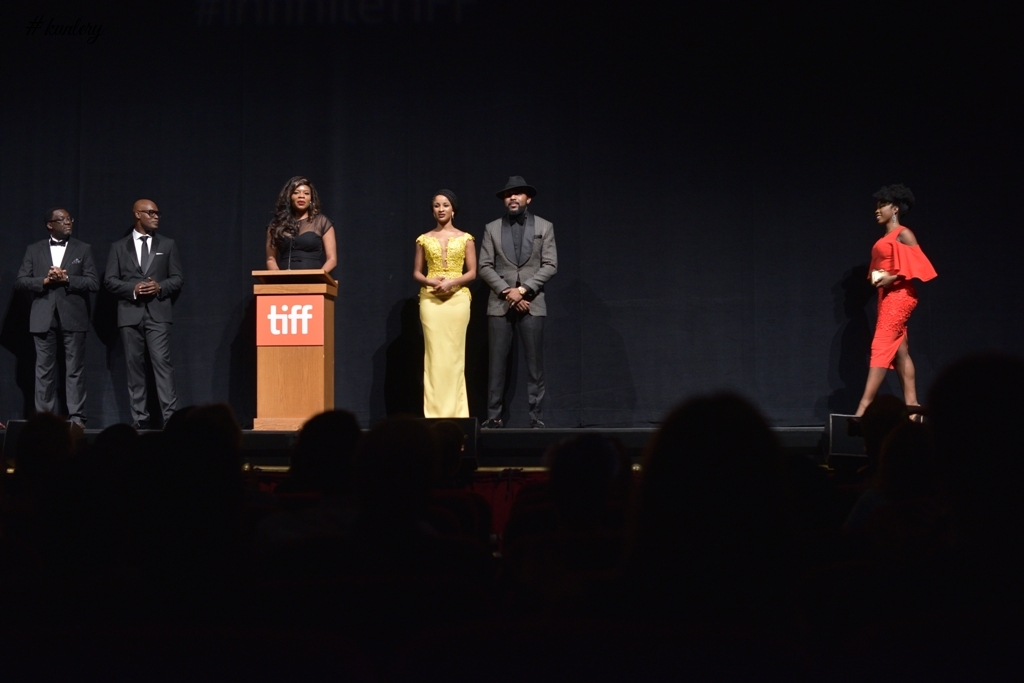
[507,204,526,217]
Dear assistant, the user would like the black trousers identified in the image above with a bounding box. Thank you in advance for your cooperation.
[121,309,177,424]
[487,311,545,422]
[32,311,87,423]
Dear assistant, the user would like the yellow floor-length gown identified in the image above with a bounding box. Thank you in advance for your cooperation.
[417,232,473,417]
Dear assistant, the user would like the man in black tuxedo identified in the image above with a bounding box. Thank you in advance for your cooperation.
[104,199,184,429]
[15,207,99,425]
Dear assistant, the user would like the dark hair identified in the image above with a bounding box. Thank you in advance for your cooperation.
[872,184,915,218]
[928,353,1024,505]
[861,394,909,466]
[355,417,437,520]
[430,420,466,481]
[627,393,792,619]
[268,176,322,248]
[14,412,75,485]
[292,410,362,496]
[44,206,68,223]
[546,433,622,515]
[875,420,936,501]
[432,189,459,216]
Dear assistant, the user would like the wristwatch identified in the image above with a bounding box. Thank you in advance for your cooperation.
[518,286,527,296]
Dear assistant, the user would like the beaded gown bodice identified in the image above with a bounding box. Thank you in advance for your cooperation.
[417,233,474,282]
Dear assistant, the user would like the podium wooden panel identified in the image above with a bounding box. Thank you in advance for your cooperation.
[252,270,337,431]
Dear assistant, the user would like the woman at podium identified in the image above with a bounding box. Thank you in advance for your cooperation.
[413,190,477,417]
[265,176,337,272]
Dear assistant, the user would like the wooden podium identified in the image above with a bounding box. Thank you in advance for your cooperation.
[252,269,336,431]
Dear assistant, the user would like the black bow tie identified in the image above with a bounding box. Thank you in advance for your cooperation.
[50,239,67,247]
[509,213,526,226]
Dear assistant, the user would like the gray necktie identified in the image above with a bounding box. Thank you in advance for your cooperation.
[140,235,151,272]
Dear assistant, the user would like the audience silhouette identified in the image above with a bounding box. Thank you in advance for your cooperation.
[3,354,1024,678]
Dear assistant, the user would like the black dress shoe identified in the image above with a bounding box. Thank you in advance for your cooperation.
[481,419,504,429]
[131,420,151,430]
[530,419,546,429]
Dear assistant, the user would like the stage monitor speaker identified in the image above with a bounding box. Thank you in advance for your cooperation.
[828,414,866,458]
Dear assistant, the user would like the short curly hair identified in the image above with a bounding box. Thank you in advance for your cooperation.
[873,184,915,217]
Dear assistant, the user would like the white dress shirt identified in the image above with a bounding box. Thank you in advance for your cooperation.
[49,240,67,268]
[133,229,151,266]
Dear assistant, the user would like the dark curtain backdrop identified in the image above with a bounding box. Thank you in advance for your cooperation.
[2,1,1022,428]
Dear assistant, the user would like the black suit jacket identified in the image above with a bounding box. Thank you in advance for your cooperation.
[103,232,184,326]
[15,237,99,333]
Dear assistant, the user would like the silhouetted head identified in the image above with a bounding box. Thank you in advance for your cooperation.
[928,354,1024,513]
[875,420,937,502]
[546,434,622,514]
[93,423,140,464]
[175,404,243,497]
[292,410,362,495]
[633,393,789,575]
[862,394,910,470]
[163,405,198,440]
[14,412,74,487]
[429,420,466,485]
[355,417,437,522]
[625,394,796,624]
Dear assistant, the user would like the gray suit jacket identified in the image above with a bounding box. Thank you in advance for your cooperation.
[15,237,99,333]
[104,232,184,326]
[478,213,557,316]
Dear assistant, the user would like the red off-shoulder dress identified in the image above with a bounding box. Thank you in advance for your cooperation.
[869,226,938,369]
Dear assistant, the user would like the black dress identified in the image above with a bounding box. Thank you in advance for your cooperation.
[270,214,334,270]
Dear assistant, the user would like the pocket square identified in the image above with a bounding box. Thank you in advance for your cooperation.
[71,258,82,264]
[153,252,165,256]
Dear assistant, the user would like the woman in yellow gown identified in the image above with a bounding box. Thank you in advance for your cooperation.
[413,190,477,417]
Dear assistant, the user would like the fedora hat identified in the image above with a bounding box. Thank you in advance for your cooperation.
[495,175,537,198]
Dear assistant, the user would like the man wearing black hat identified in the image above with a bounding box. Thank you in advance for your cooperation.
[15,207,100,425]
[478,176,558,428]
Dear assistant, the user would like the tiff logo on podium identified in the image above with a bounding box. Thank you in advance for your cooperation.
[256,295,325,346]
[269,303,314,335]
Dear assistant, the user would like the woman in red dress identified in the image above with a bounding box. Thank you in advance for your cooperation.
[855,184,937,417]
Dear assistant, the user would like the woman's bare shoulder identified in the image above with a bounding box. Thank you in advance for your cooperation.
[897,227,919,246]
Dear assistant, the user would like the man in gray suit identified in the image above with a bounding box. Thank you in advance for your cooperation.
[15,207,100,425]
[478,176,558,428]
[104,199,184,429]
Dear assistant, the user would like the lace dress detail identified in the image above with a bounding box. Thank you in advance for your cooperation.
[416,233,475,285]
